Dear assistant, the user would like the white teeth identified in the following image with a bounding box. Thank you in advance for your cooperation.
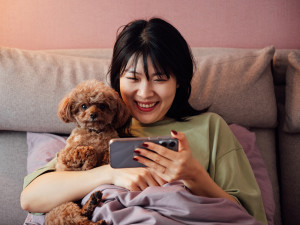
[137,102,156,108]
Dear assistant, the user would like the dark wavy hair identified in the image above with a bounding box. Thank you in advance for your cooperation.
[109,18,206,121]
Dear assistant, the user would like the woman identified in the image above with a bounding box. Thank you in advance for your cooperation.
[21,18,267,224]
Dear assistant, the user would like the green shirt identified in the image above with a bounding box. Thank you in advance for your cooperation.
[23,112,267,224]
[130,112,267,224]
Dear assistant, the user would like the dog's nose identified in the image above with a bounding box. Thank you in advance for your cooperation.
[90,113,97,120]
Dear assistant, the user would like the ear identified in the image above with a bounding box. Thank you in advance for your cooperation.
[57,97,75,123]
[113,97,131,129]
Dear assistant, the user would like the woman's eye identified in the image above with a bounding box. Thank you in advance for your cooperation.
[81,104,88,110]
[154,75,168,82]
[127,76,138,81]
[154,78,168,82]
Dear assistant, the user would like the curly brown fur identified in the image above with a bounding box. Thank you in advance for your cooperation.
[56,80,130,171]
[45,80,130,225]
[45,191,107,225]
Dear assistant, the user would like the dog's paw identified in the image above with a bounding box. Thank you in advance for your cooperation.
[82,191,103,219]
[58,146,98,171]
[95,220,108,225]
[77,146,98,170]
[91,191,103,205]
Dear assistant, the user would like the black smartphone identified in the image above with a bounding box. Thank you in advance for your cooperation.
[109,136,178,168]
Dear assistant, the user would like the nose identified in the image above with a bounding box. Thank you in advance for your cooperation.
[90,113,97,120]
[137,80,154,98]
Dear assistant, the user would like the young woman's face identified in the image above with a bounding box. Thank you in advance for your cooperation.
[120,56,177,124]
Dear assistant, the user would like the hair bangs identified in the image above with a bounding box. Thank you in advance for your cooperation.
[122,48,171,80]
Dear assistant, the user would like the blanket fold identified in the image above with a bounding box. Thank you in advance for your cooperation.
[24,181,263,225]
[83,181,263,225]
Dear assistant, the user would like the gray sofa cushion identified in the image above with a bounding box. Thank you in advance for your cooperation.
[284,51,300,133]
[0,131,28,225]
[1,46,276,134]
[0,47,111,133]
[190,46,276,128]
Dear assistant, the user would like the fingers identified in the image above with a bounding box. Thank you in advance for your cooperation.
[137,141,177,160]
[130,171,162,191]
[171,130,190,152]
[133,130,195,183]
[134,130,189,165]
[112,167,162,192]
[129,183,143,192]
[132,131,181,172]
[143,171,161,187]
[149,170,167,186]
[134,153,168,175]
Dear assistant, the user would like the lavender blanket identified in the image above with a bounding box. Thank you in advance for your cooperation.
[24,182,262,225]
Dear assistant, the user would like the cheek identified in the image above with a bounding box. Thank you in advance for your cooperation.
[160,84,177,102]
[120,79,132,103]
[164,88,176,98]
[120,92,132,113]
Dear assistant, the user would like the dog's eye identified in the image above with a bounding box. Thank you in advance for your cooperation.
[81,104,88,110]
[98,104,106,111]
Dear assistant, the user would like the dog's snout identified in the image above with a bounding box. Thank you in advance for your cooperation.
[90,113,97,120]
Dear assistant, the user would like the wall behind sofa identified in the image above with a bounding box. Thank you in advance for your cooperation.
[0,0,299,50]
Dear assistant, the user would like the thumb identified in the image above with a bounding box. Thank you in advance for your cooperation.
[171,130,190,152]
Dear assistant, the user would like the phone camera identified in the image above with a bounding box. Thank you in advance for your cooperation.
[160,142,168,147]
[169,141,176,148]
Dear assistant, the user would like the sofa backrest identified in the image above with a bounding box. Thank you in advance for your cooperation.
[0,46,277,133]
[273,49,300,133]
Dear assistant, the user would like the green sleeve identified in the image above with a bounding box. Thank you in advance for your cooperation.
[190,113,267,224]
[209,117,267,225]
[216,148,267,225]
[23,156,57,189]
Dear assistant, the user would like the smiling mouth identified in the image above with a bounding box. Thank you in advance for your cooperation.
[136,101,158,112]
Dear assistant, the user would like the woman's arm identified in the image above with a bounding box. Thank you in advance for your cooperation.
[20,165,111,213]
[21,165,165,213]
[133,131,238,204]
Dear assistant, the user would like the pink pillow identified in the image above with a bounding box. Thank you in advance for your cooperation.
[26,124,274,224]
[26,132,67,174]
[229,124,274,225]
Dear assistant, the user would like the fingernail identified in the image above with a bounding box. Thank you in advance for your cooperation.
[142,143,148,148]
[134,150,140,154]
[133,157,138,161]
[171,130,178,135]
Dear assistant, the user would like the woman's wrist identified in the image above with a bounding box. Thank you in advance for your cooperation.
[88,164,114,186]
[182,160,238,204]
[182,159,206,192]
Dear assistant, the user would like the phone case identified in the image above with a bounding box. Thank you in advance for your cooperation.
[109,136,178,168]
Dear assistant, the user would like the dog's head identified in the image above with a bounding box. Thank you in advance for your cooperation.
[58,80,130,131]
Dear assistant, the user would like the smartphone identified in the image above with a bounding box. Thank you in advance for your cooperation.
[109,136,178,168]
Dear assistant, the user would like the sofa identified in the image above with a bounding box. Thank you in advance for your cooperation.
[0,46,299,225]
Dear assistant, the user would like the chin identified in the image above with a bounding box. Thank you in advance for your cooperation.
[134,115,161,124]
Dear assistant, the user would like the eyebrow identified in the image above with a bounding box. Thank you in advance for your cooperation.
[125,69,141,75]
[125,69,164,76]
[124,68,137,72]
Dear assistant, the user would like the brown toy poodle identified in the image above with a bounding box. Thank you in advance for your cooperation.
[45,80,131,225]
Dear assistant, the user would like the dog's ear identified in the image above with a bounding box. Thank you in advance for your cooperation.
[113,97,131,129]
[57,97,75,123]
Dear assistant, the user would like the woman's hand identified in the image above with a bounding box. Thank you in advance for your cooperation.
[110,166,167,191]
[133,130,201,184]
[133,131,238,204]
